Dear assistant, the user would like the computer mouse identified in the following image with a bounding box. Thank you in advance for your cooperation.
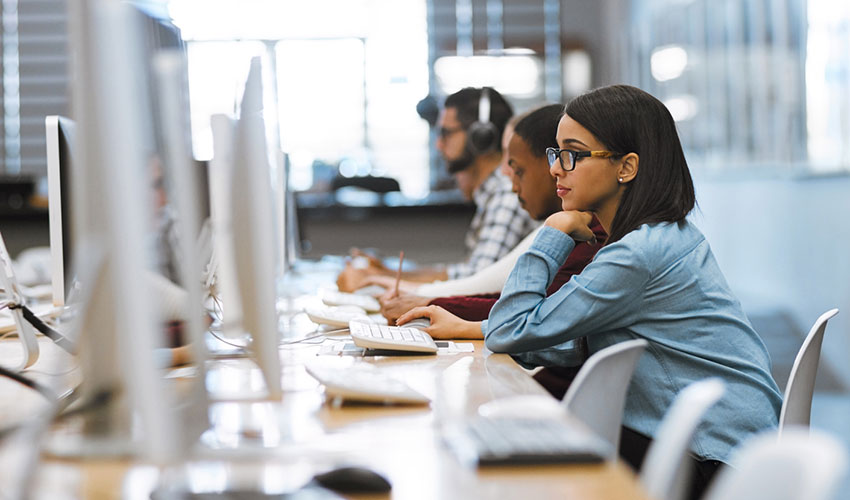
[477,394,567,419]
[311,466,392,494]
[401,317,431,330]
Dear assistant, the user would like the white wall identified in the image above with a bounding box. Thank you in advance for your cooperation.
[690,174,850,386]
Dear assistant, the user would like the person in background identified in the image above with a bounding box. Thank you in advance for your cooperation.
[379,104,603,324]
[399,85,782,500]
[337,87,537,289]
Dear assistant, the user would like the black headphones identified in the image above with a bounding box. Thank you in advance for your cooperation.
[465,88,499,155]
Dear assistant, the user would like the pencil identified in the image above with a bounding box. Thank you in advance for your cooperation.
[393,250,404,297]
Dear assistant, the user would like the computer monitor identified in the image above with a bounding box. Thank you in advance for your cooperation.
[276,150,300,277]
[229,57,283,399]
[56,0,179,461]
[45,115,76,308]
[151,47,213,432]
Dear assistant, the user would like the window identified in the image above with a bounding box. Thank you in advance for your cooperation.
[627,0,850,174]
[170,0,430,196]
[806,0,850,172]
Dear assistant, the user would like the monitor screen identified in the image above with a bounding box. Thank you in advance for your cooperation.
[45,115,76,307]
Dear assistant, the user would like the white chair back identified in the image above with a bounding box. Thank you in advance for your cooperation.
[779,308,838,436]
[703,427,848,500]
[560,338,647,453]
[639,378,725,500]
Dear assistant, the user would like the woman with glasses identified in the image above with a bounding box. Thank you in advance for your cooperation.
[399,85,781,499]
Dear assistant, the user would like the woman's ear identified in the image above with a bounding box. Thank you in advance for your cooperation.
[617,153,639,184]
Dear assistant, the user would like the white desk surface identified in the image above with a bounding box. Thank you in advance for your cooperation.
[0,282,650,500]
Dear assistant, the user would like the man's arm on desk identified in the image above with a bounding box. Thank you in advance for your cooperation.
[337,264,448,292]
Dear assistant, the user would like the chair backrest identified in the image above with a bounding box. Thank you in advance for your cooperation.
[779,308,839,436]
[639,378,726,500]
[560,338,648,453]
[702,427,848,500]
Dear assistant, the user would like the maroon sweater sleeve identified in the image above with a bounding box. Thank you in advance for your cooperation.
[430,220,607,321]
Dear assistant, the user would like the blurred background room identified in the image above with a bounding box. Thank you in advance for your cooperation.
[0,0,847,479]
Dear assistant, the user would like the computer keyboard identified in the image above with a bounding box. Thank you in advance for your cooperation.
[448,417,611,466]
[321,289,381,312]
[348,320,437,354]
[305,305,372,328]
[305,363,430,405]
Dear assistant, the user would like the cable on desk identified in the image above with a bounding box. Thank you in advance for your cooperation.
[52,388,115,422]
[0,364,56,401]
[207,328,252,350]
[9,303,74,354]
[279,328,348,346]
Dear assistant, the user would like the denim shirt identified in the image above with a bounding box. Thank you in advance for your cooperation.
[483,222,782,462]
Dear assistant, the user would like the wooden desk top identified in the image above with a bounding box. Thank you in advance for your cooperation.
[1,301,650,499]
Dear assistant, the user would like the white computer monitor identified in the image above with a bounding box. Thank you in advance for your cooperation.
[276,150,300,277]
[229,57,283,399]
[208,114,242,336]
[57,0,179,462]
[151,48,213,440]
[45,115,76,308]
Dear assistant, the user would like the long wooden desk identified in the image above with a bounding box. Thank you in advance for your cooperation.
[0,291,651,499]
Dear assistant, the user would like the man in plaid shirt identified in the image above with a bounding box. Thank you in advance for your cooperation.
[440,87,537,279]
[336,87,537,291]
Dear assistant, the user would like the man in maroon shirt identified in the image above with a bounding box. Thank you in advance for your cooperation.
[381,105,605,397]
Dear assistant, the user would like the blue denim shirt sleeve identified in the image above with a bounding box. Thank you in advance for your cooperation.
[485,225,651,361]
[482,222,782,463]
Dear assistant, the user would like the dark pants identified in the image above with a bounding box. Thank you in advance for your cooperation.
[533,368,724,500]
[619,426,724,500]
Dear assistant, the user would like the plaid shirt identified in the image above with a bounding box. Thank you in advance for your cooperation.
[446,169,538,279]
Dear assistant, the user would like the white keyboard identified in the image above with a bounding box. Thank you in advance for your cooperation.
[305,305,372,328]
[353,284,387,296]
[348,319,437,353]
[305,363,430,405]
[448,417,611,466]
[321,290,381,312]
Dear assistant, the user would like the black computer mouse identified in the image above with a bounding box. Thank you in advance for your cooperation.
[311,466,392,494]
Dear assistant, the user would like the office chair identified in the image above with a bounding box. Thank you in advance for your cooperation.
[702,427,848,500]
[639,378,725,500]
[779,308,838,437]
[560,338,648,452]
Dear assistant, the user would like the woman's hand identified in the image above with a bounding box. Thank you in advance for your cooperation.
[379,292,431,323]
[544,211,597,243]
[397,305,483,340]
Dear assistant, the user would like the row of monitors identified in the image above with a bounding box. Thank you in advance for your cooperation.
[29,1,297,462]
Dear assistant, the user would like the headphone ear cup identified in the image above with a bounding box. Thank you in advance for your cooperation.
[466,121,499,155]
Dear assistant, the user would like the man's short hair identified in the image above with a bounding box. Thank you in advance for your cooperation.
[444,87,513,153]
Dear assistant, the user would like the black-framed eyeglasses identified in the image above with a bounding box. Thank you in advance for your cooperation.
[438,126,465,139]
[546,147,624,172]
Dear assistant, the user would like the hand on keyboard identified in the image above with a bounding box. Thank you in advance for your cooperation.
[377,292,431,324]
[396,305,484,341]
[401,317,431,330]
[349,320,438,353]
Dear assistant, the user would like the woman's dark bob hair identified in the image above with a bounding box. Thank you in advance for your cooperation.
[564,84,695,244]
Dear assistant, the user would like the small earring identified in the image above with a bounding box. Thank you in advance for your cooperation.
[618,177,624,183]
